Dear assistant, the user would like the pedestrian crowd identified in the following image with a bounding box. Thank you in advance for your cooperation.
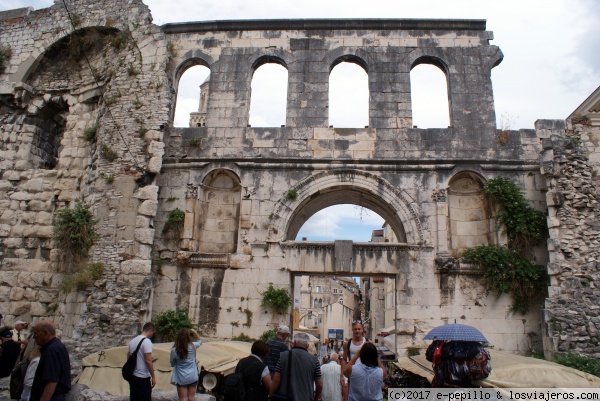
[1,313,388,401]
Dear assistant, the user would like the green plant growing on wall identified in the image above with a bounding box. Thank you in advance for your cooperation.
[100,143,118,161]
[162,208,185,240]
[462,245,546,314]
[153,309,193,342]
[462,177,548,314]
[189,137,201,147]
[60,262,105,293]
[286,189,298,201]
[0,45,12,72]
[482,177,547,251]
[231,333,254,342]
[53,202,98,271]
[261,284,292,315]
[243,309,253,327]
[83,123,99,142]
[260,329,277,342]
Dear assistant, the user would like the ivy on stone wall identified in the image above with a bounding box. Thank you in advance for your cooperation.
[483,177,547,251]
[462,177,548,314]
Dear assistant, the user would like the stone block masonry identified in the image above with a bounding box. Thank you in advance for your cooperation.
[1,1,599,373]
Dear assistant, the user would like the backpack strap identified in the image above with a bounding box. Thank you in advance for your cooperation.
[132,337,146,356]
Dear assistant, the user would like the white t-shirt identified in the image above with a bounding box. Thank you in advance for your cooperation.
[128,335,153,378]
[347,338,366,365]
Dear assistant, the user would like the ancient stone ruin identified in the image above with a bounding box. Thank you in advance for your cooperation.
[0,0,598,367]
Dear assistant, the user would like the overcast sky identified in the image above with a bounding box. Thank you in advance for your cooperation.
[3,0,598,241]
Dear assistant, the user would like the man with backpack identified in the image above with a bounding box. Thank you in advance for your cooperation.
[225,340,272,401]
[127,322,156,401]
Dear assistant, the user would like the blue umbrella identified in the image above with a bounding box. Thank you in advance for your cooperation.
[423,323,488,342]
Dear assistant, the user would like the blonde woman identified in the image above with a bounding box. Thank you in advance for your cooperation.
[170,329,202,401]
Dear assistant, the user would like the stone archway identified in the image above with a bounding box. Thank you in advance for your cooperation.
[269,169,424,245]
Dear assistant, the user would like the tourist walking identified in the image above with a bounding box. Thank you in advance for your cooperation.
[170,328,202,401]
[270,332,322,401]
[343,342,385,401]
[232,340,271,401]
[341,321,367,371]
[321,352,343,401]
[29,320,71,401]
[127,322,156,401]
[0,328,20,378]
[266,324,290,377]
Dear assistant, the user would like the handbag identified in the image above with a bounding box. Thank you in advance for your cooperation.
[272,349,293,401]
[122,337,146,382]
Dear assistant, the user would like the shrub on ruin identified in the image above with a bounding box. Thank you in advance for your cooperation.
[153,310,193,342]
[83,123,99,142]
[261,284,292,315]
[162,208,185,240]
[260,329,277,342]
[53,201,98,270]
[231,333,254,342]
[100,143,118,161]
[553,353,600,377]
[0,45,12,72]
[60,262,105,293]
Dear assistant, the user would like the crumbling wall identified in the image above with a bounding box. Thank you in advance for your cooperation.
[540,120,600,357]
[0,0,171,366]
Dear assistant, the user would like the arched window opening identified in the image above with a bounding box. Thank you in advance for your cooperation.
[174,65,210,127]
[296,204,387,242]
[329,61,369,128]
[249,62,288,127]
[410,62,450,128]
[448,172,496,254]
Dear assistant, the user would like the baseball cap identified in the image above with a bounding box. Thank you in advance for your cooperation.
[15,320,27,326]
[277,325,290,334]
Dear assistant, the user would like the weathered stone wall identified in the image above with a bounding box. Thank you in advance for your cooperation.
[3,4,594,366]
[540,119,600,357]
[0,0,171,367]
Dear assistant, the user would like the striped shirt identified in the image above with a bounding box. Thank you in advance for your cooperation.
[266,337,288,373]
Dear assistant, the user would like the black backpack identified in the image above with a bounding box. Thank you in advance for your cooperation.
[122,337,146,382]
[223,372,246,401]
[10,359,29,400]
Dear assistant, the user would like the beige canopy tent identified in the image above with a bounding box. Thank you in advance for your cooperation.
[396,349,600,388]
[74,341,252,396]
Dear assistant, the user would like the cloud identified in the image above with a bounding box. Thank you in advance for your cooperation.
[296,205,384,241]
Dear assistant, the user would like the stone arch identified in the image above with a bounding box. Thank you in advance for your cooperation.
[173,55,212,91]
[328,54,370,128]
[12,26,121,84]
[248,55,289,127]
[172,57,211,127]
[197,169,242,254]
[447,171,496,254]
[329,54,369,74]
[271,170,424,244]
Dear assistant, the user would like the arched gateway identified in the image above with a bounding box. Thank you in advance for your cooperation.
[1,2,560,361]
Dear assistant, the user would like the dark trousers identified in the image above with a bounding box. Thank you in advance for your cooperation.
[129,376,152,401]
